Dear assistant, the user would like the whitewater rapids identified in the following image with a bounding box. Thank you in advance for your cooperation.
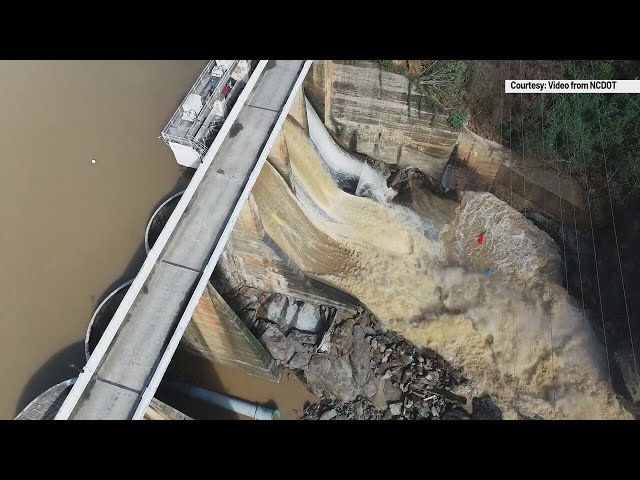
[250,98,629,420]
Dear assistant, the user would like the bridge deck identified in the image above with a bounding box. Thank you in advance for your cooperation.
[57,60,307,419]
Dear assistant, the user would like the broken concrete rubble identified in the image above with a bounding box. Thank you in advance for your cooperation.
[288,330,319,346]
[255,304,499,420]
[389,402,403,416]
[258,323,297,363]
[213,281,499,420]
[319,408,338,420]
[305,354,360,401]
[288,352,314,369]
[304,397,386,420]
[256,292,335,334]
[383,379,402,403]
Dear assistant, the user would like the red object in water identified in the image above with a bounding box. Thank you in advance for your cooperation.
[477,232,485,245]
[221,85,230,97]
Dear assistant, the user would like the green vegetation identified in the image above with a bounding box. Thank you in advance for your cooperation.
[378,59,640,202]
[378,60,467,129]
[447,106,468,130]
[330,115,347,140]
[419,60,467,103]
[513,61,640,202]
[377,60,395,72]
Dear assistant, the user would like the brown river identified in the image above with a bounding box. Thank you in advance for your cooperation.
[0,60,208,419]
[1,60,318,420]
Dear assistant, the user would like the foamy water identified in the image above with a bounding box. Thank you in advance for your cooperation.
[251,99,630,419]
[306,99,396,203]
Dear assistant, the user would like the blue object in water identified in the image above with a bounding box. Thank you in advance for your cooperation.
[484,268,494,276]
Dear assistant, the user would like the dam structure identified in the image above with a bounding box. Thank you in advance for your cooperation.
[55,60,312,420]
[41,59,632,421]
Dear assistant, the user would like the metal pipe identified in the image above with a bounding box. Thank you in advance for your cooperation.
[165,382,280,420]
[85,279,134,361]
[144,190,186,254]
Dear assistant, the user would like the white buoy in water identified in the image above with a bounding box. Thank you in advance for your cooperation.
[91,159,96,164]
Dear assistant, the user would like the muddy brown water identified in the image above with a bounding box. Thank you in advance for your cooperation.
[162,350,319,420]
[0,61,194,418]
[83,278,318,420]
[0,60,208,419]
[84,193,318,419]
[1,60,319,420]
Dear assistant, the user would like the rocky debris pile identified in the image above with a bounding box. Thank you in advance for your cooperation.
[255,321,318,369]
[362,319,467,420]
[213,284,263,327]
[210,282,336,335]
[303,394,503,420]
[256,306,500,420]
[211,277,501,420]
[302,397,386,420]
[254,293,334,334]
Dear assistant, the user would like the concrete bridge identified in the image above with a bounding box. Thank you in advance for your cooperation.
[55,60,312,420]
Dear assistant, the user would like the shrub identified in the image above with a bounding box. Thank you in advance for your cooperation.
[419,60,467,103]
[519,60,640,202]
[448,107,468,130]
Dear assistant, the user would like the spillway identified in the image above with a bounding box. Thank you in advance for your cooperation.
[248,98,629,419]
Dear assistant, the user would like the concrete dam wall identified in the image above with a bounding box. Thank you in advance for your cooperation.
[305,60,459,180]
[304,60,590,231]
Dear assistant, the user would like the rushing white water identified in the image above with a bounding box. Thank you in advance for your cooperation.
[251,98,630,419]
[306,98,396,203]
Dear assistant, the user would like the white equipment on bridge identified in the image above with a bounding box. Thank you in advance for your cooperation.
[181,94,203,122]
[160,60,256,168]
[230,60,251,81]
[213,59,235,75]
